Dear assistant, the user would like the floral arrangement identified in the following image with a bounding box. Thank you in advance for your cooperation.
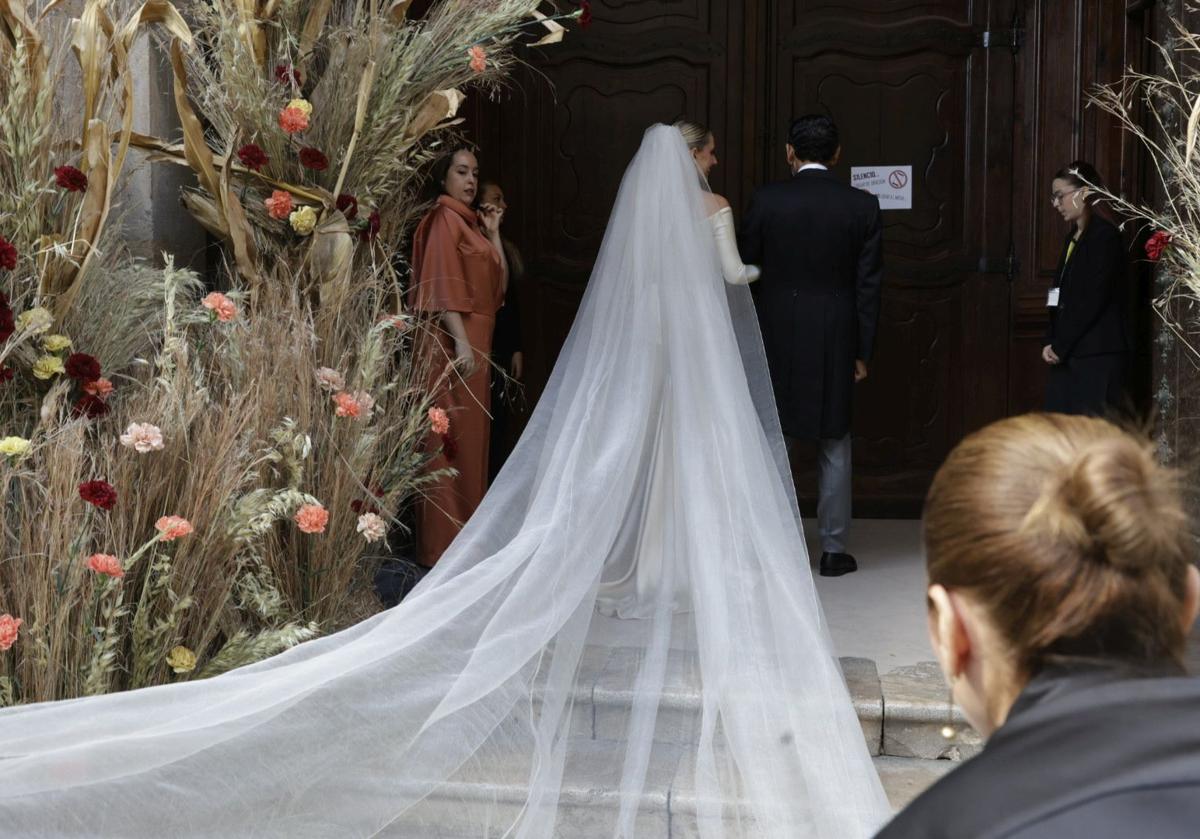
[1089,20,1200,355]
[1088,19,1200,463]
[0,0,578,706]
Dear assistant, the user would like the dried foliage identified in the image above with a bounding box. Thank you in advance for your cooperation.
[1090,18,1200,357]
[0,0,574,705]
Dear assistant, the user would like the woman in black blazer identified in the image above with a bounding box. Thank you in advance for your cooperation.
[1043,161,1130,415]
[876,413,1200,839]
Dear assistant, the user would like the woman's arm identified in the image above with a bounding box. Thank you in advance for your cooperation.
[709,197,760,285]
[1050,226,1123,360]
[479,205,510,295]
[441,311,476,377]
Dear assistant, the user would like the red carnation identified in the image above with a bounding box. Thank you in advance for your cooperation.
[0,306,13,343]
[359,210,381,241]
[579,0,593,27]
[350,486,385,515]
[298,147,329,171]
[0,237,16,271]
[72,394,110,419]
[54,165,89,192]
[237,143,269,172]
[64,352,101,382]
[274,64,301,86]
[1145,230,1172,262]
[336,194,359,220]
[78,479,117,510]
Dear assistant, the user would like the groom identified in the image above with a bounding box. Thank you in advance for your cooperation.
[739,114,883,577]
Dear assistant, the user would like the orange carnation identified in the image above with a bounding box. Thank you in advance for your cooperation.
[155,515,194,542]
[278,106,310,134]
[294,503,329,534]
[264,190,294,220]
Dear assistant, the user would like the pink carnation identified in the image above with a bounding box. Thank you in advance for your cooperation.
[201,292,238,323]
[468,45,487,74]
[315,367,345,392]
[119,422,164,453]
[352,390,375,416]
[264,190,294,220]
[83,377,114,400]
[0,614,21,650]
[155,515,194,542]
[294,503,329,534]
[356,512,387,543]
[86,553,124,579]
[429,407,450,436]
[278,106,310,134]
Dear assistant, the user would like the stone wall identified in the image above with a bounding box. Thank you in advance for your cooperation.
[118,38,208,274]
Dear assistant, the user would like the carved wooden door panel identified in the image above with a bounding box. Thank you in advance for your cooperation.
[485,1,759,413]
[485,1,1019,513]
[770,1,1019,513]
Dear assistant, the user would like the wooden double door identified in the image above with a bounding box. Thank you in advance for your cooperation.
[473,1,1137,514]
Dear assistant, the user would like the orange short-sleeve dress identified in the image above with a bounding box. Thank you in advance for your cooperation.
[408,195,505,566]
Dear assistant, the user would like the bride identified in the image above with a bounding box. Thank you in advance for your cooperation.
[0,124,890,837]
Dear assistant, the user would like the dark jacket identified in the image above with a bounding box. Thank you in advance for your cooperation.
[875,659,1200,839]
[739,169,883,440]
[1047,214,1130,360]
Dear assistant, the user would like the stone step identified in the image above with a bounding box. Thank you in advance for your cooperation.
[544,646,981,761]
[381,738,958,837]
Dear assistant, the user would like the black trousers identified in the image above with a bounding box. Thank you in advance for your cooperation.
[1045,352,1126,417]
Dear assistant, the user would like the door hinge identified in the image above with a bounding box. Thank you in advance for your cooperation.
[981,11,1024,54]
[1006,242,1020,283]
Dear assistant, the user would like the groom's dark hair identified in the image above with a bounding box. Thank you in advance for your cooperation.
[787,115,839,163]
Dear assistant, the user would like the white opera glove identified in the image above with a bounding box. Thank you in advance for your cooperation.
[709,207,760,285]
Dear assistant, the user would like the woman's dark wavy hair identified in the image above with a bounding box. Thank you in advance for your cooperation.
[425,146,476,201]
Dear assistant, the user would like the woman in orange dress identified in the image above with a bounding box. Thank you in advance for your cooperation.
[409,148,507,567]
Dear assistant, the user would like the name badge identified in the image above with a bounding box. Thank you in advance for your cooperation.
[1047,287,1061,308]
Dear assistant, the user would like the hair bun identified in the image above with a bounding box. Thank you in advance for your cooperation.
[1024,435,1184,575]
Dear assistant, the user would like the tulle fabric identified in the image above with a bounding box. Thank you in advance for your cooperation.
[0,125,890,837]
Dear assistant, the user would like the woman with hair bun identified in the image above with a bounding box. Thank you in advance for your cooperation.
[877,412,1200,839]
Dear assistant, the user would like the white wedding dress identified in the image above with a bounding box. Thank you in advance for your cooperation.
[0,125,890,838]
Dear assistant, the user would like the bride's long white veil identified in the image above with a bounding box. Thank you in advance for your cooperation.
[0,125,889,837]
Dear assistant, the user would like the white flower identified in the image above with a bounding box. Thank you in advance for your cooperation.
[119,422,164,453]
[356,513,387,543]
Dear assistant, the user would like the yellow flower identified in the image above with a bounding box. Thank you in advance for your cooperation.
[289,205,318,235]
[16,307,53,335]
[167,645,197,674]
[32,354,65,380]
[0,436,30,458]
[287,98,313,117]
[41,334,72,352]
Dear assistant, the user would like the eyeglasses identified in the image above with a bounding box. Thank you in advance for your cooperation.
[1051,188,1081,206]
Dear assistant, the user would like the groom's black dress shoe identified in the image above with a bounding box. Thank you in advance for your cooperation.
[819,552,858,577]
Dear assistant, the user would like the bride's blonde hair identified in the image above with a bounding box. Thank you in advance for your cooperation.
[673,119,712,151]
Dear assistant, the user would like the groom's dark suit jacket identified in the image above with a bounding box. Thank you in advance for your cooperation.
[739,169,883,440]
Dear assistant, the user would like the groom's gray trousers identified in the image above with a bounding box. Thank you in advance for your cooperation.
[787,433,852,555]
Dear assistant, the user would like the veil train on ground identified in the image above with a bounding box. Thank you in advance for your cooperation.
[0,125,890,838]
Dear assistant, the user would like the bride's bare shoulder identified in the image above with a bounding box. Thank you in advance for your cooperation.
[703,192,731,216]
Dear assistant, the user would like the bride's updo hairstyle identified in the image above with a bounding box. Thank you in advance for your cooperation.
[673,119,712,151]
[924,413,1195,677]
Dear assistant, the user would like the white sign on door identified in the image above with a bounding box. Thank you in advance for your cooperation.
[850,165,913,210]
